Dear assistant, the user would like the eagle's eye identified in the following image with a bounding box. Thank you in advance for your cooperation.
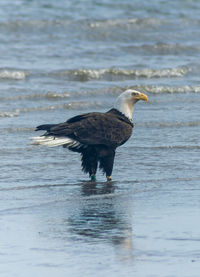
[132,91,140,96]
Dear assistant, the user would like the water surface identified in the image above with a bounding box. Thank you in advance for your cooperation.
[0,0,200,276]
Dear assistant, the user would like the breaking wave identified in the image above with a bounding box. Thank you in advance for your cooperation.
[0,18,172,31]
[51,66,188,81]
[89,17,169,28]
[0,101,102,117]
[75,84,200,95]
[76,85,200,96]
[131,85,200,94]
[122,42,200,55]
[0,92,70,101]
[0,111,20,118]
[2,127,34,133]
[0,69,29,80]
[2,17,199,31]
[2,85,200,107]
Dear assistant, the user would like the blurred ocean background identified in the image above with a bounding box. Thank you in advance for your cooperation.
[0,1,200,276]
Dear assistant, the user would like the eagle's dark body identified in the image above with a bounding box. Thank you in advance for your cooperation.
[32,89,148,180]
[36,108,133,179]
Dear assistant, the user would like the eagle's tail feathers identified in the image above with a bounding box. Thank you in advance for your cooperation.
[31,136,77,148]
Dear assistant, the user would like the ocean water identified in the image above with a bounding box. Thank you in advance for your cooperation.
[1,0,200,276]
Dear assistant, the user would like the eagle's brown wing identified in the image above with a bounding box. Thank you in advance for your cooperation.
[43,110,133,148]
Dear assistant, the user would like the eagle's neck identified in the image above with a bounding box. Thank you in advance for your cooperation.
[114,97,136,121]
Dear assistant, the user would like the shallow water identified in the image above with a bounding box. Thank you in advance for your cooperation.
[1,0,200,276]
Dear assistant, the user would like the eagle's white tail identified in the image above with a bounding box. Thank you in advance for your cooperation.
[31,136,76,147]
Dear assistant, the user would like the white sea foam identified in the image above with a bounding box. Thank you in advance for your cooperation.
[89,17,168,28]
[0,69,28,80]
[57,66,188,81]
[0,110,20,118]
[0,101,101,118]
[132,85,200,94]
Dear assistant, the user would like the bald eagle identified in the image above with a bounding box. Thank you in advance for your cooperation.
[31,89,148,181]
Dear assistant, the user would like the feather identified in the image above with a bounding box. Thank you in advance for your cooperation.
[31,136,76,147]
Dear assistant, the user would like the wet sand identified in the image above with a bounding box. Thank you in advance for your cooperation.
[1,178,200,277]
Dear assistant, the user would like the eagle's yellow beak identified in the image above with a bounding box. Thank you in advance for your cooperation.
[137,93,148,102]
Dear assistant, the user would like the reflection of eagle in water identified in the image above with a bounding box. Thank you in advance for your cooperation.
[31,89,148,181]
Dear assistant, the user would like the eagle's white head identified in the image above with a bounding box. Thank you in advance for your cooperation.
[114,89,148,120]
